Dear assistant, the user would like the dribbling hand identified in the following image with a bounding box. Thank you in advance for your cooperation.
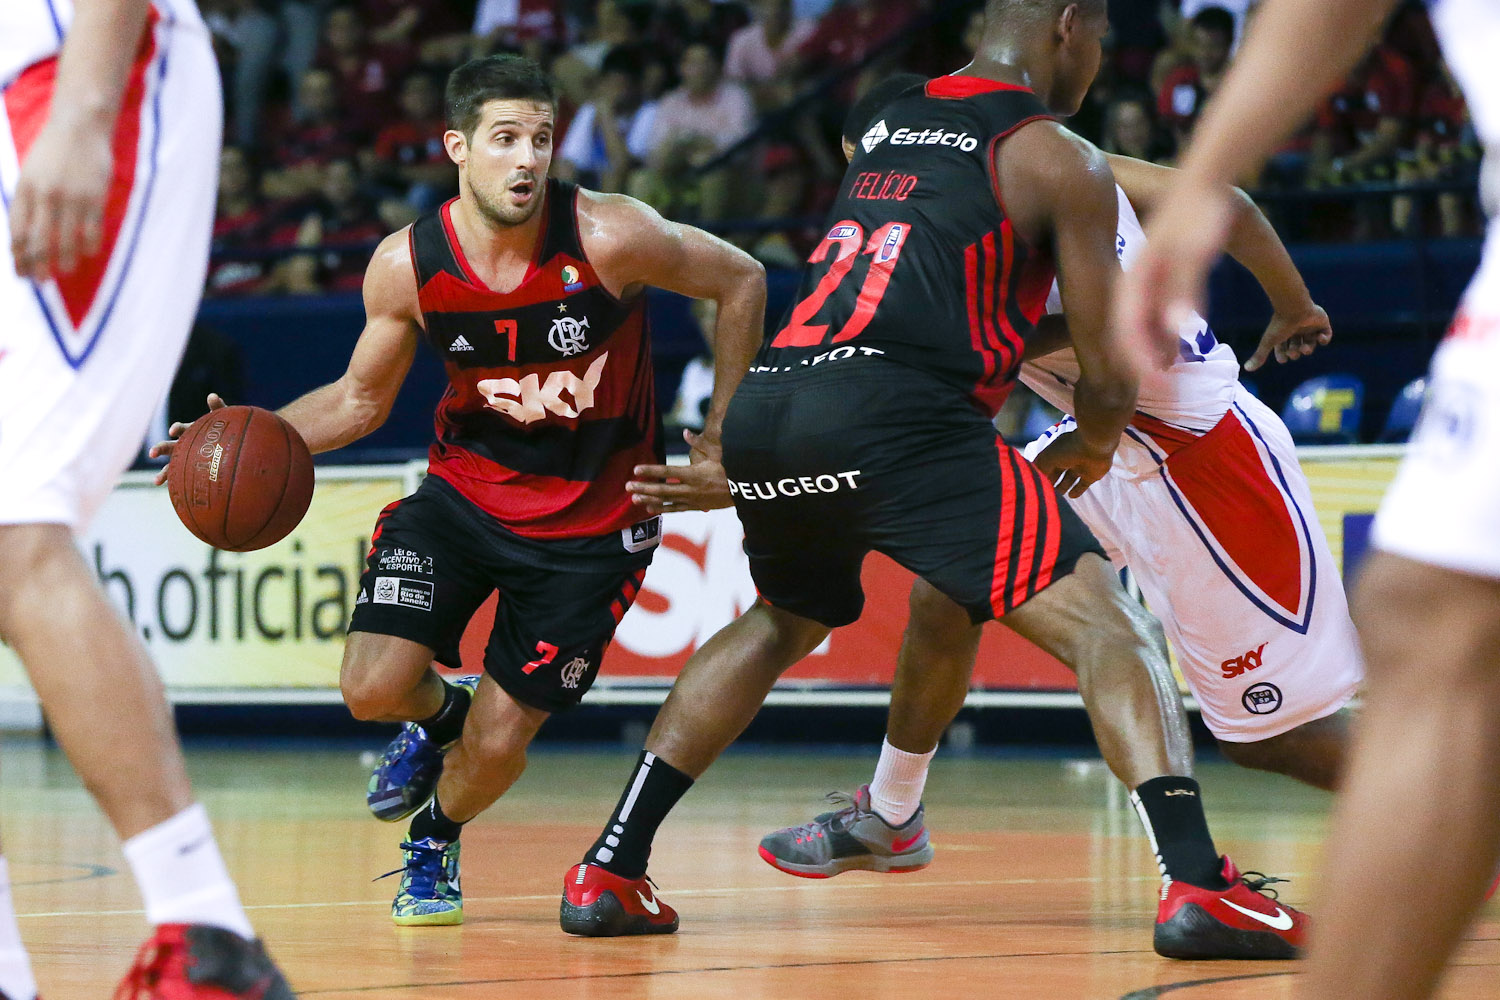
[625,429,732,515]
[1030,432,1114,499]
[149,393,227,485]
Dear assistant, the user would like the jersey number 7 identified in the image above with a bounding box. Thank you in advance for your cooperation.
[771,220,911,348]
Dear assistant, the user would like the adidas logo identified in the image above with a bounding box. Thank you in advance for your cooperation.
[450,335,474,352]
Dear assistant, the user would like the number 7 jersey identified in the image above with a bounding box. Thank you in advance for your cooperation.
[752,75,1058,415]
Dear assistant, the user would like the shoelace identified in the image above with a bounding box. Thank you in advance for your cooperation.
[374,840,448,895]
[784,791,864,842]
[113,938,170,1000]
[1238,870,1290,902]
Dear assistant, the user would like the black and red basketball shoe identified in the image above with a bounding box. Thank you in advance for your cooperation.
[559,863,679,937]
[1154,857,1308,959]
[114,924,292,999]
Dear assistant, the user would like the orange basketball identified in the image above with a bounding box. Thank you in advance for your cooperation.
[166,405,314,552]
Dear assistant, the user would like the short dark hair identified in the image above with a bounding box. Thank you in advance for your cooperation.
[842,73,927,145]
[1190,5,1235,41]
[600,44,647,79]
[445,55,555,138]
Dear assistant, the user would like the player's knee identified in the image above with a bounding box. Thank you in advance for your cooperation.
[340,665,402,721]
[459,720,530,774]
[905,581,975,651]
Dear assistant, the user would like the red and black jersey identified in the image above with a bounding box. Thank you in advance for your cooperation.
[411,178,662,540]
[753,75,1057,416]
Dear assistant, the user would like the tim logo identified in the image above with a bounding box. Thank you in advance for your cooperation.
[1220,643,1267,679]
[478,352,608,424]
[548,315,591,356]
[861,119,889,153]
[1242,682,1283,715]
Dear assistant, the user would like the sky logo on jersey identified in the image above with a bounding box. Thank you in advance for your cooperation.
[876,225,905,263]
[561,264,584,293]
[861,119,890,153]
[890,126,978,152]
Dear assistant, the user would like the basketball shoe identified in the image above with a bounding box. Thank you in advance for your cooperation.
[559,863,679,936]
[114,924,292,999]
[1153,857,1308,959]
[757,785,933,878]
[366,674,480,821]
[381,838,463,926]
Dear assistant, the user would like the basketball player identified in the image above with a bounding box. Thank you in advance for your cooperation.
[1117,0,1500,995]
[0,1,291,997]
[556,0,1306,959]
[755,77,1356,916]
[154,54,764,927]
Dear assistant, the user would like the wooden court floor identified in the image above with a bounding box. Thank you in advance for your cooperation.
[3,738,1497,1000]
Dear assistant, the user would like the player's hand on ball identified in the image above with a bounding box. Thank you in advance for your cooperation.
[626,429,732,514]
[149,393,227,485]
[1245,303,1333,372]
[1031,432,1113,499]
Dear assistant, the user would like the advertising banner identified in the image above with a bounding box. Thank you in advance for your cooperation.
[0,447,1404,702]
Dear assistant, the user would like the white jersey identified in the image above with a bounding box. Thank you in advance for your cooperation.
[0,0,207,89]
[1021,185,1241,433]
[1429,0,1500,150]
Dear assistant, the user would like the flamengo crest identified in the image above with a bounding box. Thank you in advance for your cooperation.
[549,315,591,356]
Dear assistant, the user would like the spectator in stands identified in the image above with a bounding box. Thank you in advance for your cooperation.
[795,0,915,91]
[371,71,455,211]
[263,67,366,200]
[633,41,755,223]
[1394,59,1477,236]
[725,0,813,95]
[1156,5,1234,148]
[552,0,653,110]
[264,158,386,294]
[1310,40,1416,186]
[556,46,658,193]
[315,6,408,134]
[208,146,276,297]
[1102,90,1172,164]
[202,0,325,147]
[657,0,750,57]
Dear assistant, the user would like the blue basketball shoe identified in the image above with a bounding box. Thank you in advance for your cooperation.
[380,838,463,926]
[366,674,479,822]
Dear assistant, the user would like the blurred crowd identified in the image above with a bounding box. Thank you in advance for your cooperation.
[202,0,1483,298]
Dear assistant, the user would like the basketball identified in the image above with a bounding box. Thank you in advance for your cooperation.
[166,405,314,551]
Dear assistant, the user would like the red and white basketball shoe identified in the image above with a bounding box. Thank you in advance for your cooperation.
[1153,857,1308,960]
[559,863,680,937]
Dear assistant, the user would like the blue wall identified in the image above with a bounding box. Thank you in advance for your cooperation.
[200,238,1479,458]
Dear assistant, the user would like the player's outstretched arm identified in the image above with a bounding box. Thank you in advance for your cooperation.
[1001,124,1131,497]
[580,191,767,514]
[276,230,423,453]
[10,0,153,279]
[1106,153,1332,372]
[1117,0,1397,354]
[150,230,422,481]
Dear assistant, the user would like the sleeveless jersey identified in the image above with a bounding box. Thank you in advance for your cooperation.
[1023,184,1240,433]
[410,179,662,540]
[0,0,204,87]
[749,75,1057,415]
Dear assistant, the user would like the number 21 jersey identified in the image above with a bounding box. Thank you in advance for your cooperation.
[752,75,1057,416]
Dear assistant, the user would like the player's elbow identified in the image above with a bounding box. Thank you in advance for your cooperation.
[1077,369,1139,416]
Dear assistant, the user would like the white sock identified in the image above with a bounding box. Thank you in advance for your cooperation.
[122,804,254,939]
[0,860,38,1000]
[868,736,936,826]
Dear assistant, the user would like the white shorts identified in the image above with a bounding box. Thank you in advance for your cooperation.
[0,9,220,530]
[1025,386,1363,742]
[1373,229,1500,578]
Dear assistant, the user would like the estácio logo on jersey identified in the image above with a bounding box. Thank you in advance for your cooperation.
[862,119,978,154]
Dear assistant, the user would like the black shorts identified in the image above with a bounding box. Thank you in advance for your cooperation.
[722,362,1103,628]
[348,476,655,712]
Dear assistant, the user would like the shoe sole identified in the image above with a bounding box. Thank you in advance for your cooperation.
[559,890,679,936]
[368,790,428,823]
[757,844,934,879]
[392,907,464,927]
[1153,902,1300,960]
